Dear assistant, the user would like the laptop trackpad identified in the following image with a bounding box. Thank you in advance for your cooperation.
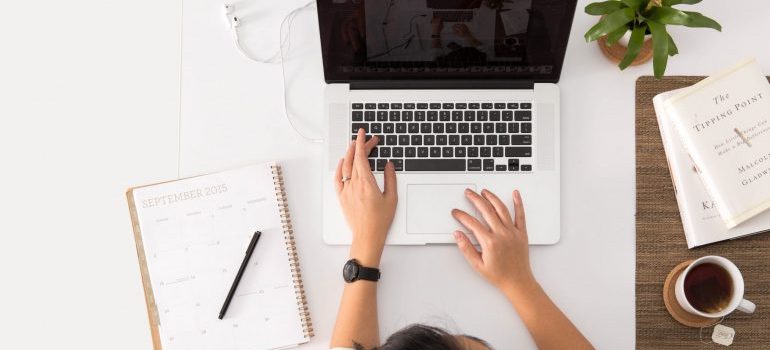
[407,184,476,234]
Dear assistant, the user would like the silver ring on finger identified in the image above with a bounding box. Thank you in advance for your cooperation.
[341,176,352,183]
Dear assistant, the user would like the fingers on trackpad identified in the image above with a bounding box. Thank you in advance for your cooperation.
[406,184,476,234]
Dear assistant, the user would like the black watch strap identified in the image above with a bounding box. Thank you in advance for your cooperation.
[357,265,381,281]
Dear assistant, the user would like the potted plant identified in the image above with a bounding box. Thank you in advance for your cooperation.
[583,0,721,78]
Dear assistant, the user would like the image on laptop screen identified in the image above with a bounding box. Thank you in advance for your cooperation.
[317,0,577,83]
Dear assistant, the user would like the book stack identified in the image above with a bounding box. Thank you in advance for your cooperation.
[653,58,770,248]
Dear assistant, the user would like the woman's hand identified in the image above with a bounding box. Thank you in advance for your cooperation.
[335,129,398,267]
[452,189,535,294]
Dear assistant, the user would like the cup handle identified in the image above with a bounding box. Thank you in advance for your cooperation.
[737,299,756,314]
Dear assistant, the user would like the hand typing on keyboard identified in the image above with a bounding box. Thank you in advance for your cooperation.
[335,128,397,268]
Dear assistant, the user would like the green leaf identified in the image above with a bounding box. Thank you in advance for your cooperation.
[647,7,722,31]
[667,32,678,56]
[585,1,626,15]
[662,0,702,6]
[621,0,645,10]
[605,25,629,46]
[647,21,669,78]
[584,7,636,42]
[618,24,646,70]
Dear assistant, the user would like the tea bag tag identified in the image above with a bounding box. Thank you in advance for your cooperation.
[712,324,735,346]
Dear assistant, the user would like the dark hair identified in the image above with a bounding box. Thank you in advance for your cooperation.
[354,324,489,350]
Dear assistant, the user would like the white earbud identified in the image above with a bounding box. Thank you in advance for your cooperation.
[224,4,239,28]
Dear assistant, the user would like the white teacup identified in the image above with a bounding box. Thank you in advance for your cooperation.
[675,256,756,318]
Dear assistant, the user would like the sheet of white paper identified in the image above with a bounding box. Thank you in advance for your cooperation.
[133,163,307,350]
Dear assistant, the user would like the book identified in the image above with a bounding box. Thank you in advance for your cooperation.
[654,88,770,248]
[664,58,770,228]
[126,162,312,350]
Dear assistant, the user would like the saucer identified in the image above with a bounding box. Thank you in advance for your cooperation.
[662,260,721,328]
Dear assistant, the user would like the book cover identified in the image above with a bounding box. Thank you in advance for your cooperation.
[654,88,770,248]
[664,58,770,228]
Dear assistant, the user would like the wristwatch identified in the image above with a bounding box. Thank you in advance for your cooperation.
[343,259,380,283]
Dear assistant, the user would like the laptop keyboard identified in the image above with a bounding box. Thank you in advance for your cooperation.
[351,102,533,173]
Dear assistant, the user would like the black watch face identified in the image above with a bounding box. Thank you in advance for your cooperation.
[343,260,359,282]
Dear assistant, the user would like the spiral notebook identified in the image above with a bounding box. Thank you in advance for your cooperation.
[126,162,312,350]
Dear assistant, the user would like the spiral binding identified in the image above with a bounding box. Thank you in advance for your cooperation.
[271,165,314,338]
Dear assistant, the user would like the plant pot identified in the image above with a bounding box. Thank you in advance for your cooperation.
[597,28,653,66]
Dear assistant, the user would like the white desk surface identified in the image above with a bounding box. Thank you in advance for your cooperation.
[2,0,769,349]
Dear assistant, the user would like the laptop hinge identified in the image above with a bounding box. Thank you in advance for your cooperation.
[349,80,535,90]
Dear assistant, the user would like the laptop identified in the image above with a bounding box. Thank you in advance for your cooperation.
[317,0,577,245]
[426,0,482,23]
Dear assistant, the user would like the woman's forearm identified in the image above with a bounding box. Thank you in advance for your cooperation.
[503,281,593,350]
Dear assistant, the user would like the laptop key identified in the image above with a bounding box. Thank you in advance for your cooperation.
[370,147,379,158]
[508,158,520,171]
[502,111,513,121]
[515,110,532,121]
[521,103,532,109]
[417,103,428,109]
[455,147,466,157]
[418,147,429,157]
[443,103,454,109]
[352,123,368,133]
[483,159,495,171]
[482,103,493,109]
[377,159,387,171]
[449,135,460,145]
[421,123,432,133]
[365,111,376,121]
[380,147,391,158]
[496,123,507,133]
[398,135,410,145]
[430,147,441,157]
[437,135,448,145]
[428,111,438,121]
[446,123,457,133]
[496,164,507,171]
[383,123,394,133]
[493,147,504,157]
[424,135,435,145]
[352,111,363,121]
[442,147,454,157]
[389,111,400,121]
[505,147,532,157]
[494,103,505,109]
[396,123,407,133]
[507,103,519,109]
[508,123,519,133]
[404,103,415,109]
[455,103,467,109]
[490,111,501,121]
[464,111,475,121]
[403,111,414,121]
[461,135,472,145]
[408,123,419,133]
[511,135,532,145]
[390,103,402,109]
[365,103,376,109]
[386,135,397,145]
[371,123,382,133]
[415,111,426,121]
[393,147,404,157]
[405,147,416,158]
[392,159,404,171]
[499,135,510,145]
[378,103,389,109]
[474,135,485,145]
[486,135,497,145]
[483,123,494,133]
[471,123,482,133]
[376,135,384,145]
[433,123,444,133]
[440,111,450,121]
[368,159,375,171]
[469,103,480,109]
[411,135,422,145]
[521,123,532,133]
[405,159,465,171]
[468,159,482,171]
[477,110,488,121]
[480,147,491,157]
[521,164,532,171]
[468,147,479,157]
[452,111,463,121]
[430,103,441,109]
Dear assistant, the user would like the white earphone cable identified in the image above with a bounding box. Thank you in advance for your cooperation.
[225,1,323,144]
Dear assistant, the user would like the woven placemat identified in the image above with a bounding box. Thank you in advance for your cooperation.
[636,76,770,349]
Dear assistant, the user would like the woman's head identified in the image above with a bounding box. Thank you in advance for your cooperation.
[354,324,492,350]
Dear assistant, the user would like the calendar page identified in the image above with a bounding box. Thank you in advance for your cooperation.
[132,163,307,350]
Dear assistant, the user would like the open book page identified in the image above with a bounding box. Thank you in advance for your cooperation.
[132,163,307,350]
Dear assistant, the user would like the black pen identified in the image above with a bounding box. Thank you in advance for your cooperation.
[218,231,262,320]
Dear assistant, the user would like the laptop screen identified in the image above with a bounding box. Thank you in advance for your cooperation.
[316,0,577,84]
